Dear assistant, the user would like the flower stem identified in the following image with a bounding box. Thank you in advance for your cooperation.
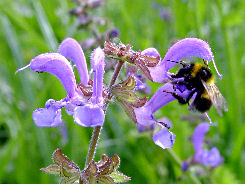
[167,149,201,184]
[84,60,124,168]
[108,60,124,88]
[85,126,102,167]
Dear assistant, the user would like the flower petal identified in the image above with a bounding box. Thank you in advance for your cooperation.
[32,99,65,127]
[141,47,161,58]
[30,53,77,98]
[137,124,155,132]
[91,47,105,104]
[33,108,62,127]
[153,127,176,149]
[135,83,191,126]
[192,123,210,162]
[74,104,105,127]
[58,38,89,85]
[91,47,105,71]
[163,38,214,71]
[201,147,223,167]
[148,38,215,83]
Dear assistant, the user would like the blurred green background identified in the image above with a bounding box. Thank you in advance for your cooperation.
[0,0,244,183]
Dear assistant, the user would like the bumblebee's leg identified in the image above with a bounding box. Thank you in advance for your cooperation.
[171,80,190,92]
[186,89,197,104]
[163,91,188,104]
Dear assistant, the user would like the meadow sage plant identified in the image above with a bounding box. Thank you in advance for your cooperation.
[16,37,225,183]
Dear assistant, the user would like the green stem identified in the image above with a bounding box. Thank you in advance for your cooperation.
[167,149,201,184]
[85,126,102,167]
[84,60,124,168]
[108,60,124,88]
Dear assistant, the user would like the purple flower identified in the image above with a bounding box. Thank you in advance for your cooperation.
[145,38,222,83]
[74,47,105,127]
[135,83,191,126]
[134,83,191,149]
[16,38,105,127]
[153,127,176,149]
[132,38,219,149]
[137,124,155,133]
[192,123,223,167]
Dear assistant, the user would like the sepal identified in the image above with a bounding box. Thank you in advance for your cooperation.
[41,148,80,184]
[40,164,60,175]
[109,171,131,183]
[112,76,147,123]
[80,154,130,184]
[104,40,160,81]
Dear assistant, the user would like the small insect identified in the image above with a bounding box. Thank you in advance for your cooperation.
[163,60,228,116]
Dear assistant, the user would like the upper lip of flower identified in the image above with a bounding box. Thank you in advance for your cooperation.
[146,38,220,83]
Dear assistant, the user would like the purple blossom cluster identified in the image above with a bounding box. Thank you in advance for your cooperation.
[17,38,105,127]
[17,37,224,153]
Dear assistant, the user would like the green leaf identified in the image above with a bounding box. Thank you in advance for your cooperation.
[31,0,58,51]
[109,171,131,183]
[60,162,80,178]
[60,175,79,184]
[40,164,60,175]
[0,14,35,104]
[97,176,115,184]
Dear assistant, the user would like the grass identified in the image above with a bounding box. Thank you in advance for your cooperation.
[0,0,245,183]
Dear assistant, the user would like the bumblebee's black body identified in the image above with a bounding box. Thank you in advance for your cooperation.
[170,62,213,113]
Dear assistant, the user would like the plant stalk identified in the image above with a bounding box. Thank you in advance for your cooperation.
[85,126,102,167]
[84,60,124,168]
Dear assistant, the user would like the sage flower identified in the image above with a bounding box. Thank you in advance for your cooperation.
[16,38,105,127]
[182,123,223,171]
[74,47,105,127]
[192,123,223,167]
[133,38,219,149]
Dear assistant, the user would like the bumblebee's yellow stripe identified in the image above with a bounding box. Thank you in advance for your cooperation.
[206,75,215,85]
[191,63,203,78]
[201,90,210,99]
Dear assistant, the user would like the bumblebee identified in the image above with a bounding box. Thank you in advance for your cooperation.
[164,60,228,115]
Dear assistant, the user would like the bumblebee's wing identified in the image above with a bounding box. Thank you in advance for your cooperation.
[201,80,228,116]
